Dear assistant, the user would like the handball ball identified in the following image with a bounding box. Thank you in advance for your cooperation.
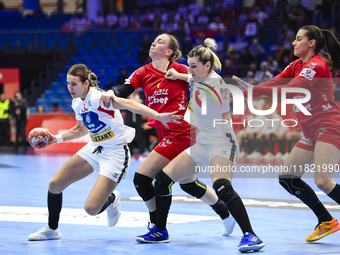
[28,128,50,149]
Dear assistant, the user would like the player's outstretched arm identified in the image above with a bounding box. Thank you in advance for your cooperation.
[47,121,89,145]
[112,97,183,129]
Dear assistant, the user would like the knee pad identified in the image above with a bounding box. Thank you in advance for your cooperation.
[133,172,155,201]
[279,175,306,198]
[213,178,239,205]
[155,170,174,196]
[180,178,207,199]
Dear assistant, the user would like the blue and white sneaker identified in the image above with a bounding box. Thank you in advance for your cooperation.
[136,226,170,243]
[238,232,265,253]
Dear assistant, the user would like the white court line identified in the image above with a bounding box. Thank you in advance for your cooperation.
[0,206,219,227]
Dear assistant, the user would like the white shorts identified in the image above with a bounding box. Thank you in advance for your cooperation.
[185,134,240,167]
[77,142,131,183]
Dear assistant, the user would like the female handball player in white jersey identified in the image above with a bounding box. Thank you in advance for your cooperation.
[28,64,182,241]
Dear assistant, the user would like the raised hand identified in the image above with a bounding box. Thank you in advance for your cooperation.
[165,68,180,80]
[99,90,116,108]
[157,111,183,129]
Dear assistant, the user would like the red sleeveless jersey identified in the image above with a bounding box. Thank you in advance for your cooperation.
[129,61,189,130]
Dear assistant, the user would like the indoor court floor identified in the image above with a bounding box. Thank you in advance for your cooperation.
[0,151,339,255]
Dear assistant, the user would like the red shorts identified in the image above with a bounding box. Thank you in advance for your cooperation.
[296,128,340,151]
[154,124,196,160]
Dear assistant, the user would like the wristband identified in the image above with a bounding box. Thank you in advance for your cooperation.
[55,134,63,143]
[186,73,192,83]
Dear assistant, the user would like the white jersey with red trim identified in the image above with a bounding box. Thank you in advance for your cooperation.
[72,86,135,148]
[184,71,235,144]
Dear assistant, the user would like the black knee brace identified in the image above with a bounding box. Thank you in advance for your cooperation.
[155,170,174,196]
[213,178,239,205]
[133,172,155,201]
[279,174,306,198]
[180,178,207,199]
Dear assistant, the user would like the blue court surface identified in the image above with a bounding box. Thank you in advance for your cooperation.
[0,152,339,255]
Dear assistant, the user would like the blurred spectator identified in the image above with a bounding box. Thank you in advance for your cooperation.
[0,1,5,10]
[252,5,268,26]
[197,10,209,27]
[185,10,195,26]
[159,9,168,23]
[249,37,265,64]
[208,16,225,31]
[152,17,162,35]
[106,10,118,29]
[238,47,255,76]
[0,93,11,146]
[188,0,200,16]
[201,1,213,19]
[286,6,299,31]
[138,34,152,64]
[12,91,28,150]
[255,61,273,83]
[37,104,45,113]
[178,2,188,16]
[67,12,92,35]
[130,9,142,29]
[161,15,175,33]
[244,13,261,42]
[264,0,275,18]
[94,10,105,28]
[238,8,249,25]
[223,59,235,78]
[221,4,236,27]
[277,24,295,49]
[174,16,190,38]
[213,0,225,16]
[118,12,129,29]
[265,54,279,75]
[275,8,287,23]
[249,62,258,75]
[287,7,311,28]
[50,103,64,113]
[245,70,258,85]
[142,9,155,27]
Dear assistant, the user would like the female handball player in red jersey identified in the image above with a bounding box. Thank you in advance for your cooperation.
[233,25,340,242]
